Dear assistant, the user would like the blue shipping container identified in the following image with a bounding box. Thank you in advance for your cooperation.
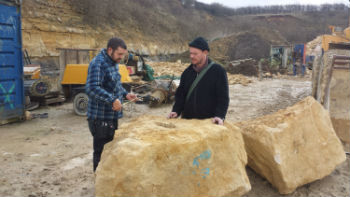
[0,0,24,124]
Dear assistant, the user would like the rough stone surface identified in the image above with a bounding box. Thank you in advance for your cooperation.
[317,49,350,107]
[311,49,350,143]
[237,96,346,194]
[311,54,322,99]
[328,59,350,143]
[95,116,251,197]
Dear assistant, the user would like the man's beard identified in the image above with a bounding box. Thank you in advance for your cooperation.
[191,58,199,65]
[113,56,122,63]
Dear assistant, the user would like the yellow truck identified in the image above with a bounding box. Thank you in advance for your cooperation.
[61,63,133,116]
[58,48,158,115]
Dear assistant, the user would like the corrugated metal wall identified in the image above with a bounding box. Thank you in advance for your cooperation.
[0,1,24,124]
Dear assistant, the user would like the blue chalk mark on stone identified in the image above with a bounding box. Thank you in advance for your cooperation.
[192,150,212,186]
[192,150,211,168]
[201,168,210,179]
[193,157,200,168]
[199,150,211,160]
[201,168,210,175]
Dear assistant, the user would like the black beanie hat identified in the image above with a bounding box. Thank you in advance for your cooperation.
[189,37,210,52]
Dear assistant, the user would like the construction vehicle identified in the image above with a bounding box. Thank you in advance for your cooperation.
[311,6,350,145]
[270,45,292,70]
[61,62,134,116]
[269,44,314,75]
[23,48,66,110]
[24,65,50,98]
[23,64,50,110]
[321,26,350,52]
[59,49,174,116]
[59,49,140,116]
[291,44,315,74]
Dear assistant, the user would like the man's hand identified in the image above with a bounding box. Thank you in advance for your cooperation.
[212,117,224,125]
[126,93,139,101]
[112,99,122,111]
[167,112,178,119]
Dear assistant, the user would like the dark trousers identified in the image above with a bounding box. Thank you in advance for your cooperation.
[88,119,118,171]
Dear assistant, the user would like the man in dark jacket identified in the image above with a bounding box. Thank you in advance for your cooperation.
[168,37,229,125]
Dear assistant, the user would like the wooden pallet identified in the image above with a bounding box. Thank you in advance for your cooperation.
[31,94,66,106]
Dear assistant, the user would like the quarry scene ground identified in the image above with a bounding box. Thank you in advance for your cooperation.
[0,76,349,197]
[1,0,350,196]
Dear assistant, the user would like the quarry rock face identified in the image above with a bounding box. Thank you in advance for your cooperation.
[21,0,186,59]
[95,116,251,197]
[237,96,346,194]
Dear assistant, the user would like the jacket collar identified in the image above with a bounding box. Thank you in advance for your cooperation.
[101,48,117,66]
[192,57,211,73]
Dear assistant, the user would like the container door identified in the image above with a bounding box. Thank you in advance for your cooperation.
[0,3,24,122]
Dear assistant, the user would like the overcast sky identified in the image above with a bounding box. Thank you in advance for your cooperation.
[196,0,350,8]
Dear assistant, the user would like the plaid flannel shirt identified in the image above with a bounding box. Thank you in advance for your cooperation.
[86,49,128,120]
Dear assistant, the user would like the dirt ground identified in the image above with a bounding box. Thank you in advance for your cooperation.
[0,77,349,197]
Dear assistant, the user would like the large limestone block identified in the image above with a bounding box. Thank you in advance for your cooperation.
[311,49,350,143]
[95,116,251,197]
[317,49,350,107]
[328,60,350,143]
[237,96,346,194]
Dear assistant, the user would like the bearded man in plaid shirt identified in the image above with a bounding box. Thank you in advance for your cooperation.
[86,37,138,171]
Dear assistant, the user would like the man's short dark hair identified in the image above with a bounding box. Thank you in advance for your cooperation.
[107,37,127,50]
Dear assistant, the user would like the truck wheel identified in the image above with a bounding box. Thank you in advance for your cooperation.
[73,93,88,116]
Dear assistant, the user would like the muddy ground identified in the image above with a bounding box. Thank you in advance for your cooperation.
[0,77,349,197]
